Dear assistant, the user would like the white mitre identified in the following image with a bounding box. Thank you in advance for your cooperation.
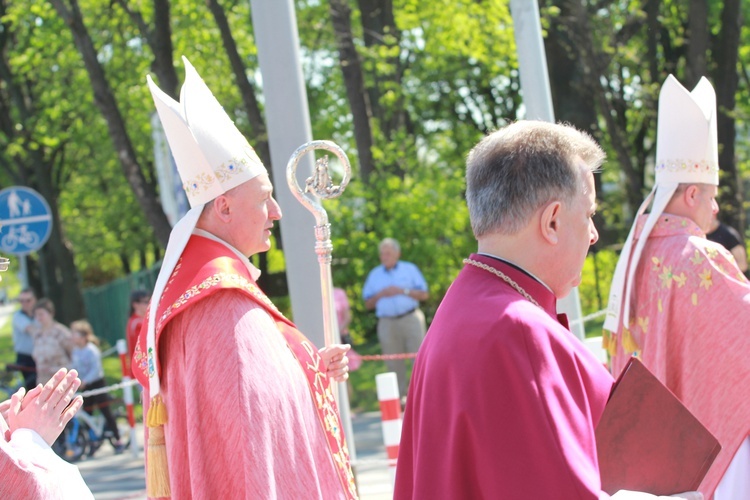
[145,57,267,399]
[604,74,718,333]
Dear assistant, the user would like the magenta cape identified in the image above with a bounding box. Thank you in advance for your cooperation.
[394,254,614,499]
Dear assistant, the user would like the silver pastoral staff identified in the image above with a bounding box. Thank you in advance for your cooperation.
[286,140,351,351]
[286,140,358,468]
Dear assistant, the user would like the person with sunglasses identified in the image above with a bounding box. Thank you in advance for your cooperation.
[11,288,38,390]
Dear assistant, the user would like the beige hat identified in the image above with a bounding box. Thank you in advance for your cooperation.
[604,74,718,332]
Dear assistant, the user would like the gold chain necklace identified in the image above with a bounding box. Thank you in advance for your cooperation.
[463,258,541,308]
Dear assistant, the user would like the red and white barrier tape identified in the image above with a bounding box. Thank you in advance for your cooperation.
[360,353,417,361]
[77,379,139,398]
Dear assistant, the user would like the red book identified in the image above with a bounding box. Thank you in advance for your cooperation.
[595,357,721,496]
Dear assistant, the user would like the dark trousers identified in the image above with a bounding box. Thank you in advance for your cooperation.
[15,353,36,390]
[82,378,120,441]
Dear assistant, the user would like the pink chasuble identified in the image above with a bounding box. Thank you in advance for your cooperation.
[605,214,750,498]
[395,254,614,499]
[133,236,356,499]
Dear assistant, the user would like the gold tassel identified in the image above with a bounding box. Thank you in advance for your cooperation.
[622,328,640,355]
[146,395,171,498]
[602,330,617,357]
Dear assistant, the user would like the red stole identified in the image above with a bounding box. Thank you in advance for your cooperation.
[133,236,357,499]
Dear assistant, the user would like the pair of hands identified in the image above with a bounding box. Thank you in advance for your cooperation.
[378,285,407,299]
[319,344,351,382]
[0,368,84,446]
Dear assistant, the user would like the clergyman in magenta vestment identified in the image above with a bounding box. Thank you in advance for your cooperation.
[605,214,750,498]
[394,254,615,499]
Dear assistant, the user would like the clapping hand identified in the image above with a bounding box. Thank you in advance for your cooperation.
[7,368,84,446]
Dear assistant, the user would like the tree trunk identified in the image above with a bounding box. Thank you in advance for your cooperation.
[544,0,621,247]
[27,149,86,324]
[48,0,173,247]
[560,0,643,211]
[206,0,272,176]
[150,0,179,98]
[645,0,660,81]
[712,0,743,235]
[36,198,86,325]
[685,0,708,88]
[329,0,375,183]
[356,0,405,139]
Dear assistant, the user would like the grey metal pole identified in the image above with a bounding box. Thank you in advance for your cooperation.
[250,0,359,474]
[18,254,28,289]
[510,0,586,340]
[249,0,325,346]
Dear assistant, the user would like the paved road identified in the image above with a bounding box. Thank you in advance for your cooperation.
[77,411,394,500]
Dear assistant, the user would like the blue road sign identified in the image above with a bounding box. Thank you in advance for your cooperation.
[0,186,53,255]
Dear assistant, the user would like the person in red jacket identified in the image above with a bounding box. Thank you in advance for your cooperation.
[125,289,149,378]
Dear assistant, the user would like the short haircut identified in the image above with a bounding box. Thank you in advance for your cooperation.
[19,288,35,298]
[129,289,151,315]
[130,289,150,304]
[671,183,714,199]
[379,238,400,253]
[466,121,605,237]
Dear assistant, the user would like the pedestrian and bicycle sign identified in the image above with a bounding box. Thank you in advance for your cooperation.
[0,186,53,255]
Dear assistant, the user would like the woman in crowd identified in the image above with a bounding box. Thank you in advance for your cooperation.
[31,299,74,385]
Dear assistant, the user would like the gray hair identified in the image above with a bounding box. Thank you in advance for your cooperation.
[379,238,400,253]
[466,121,605,237]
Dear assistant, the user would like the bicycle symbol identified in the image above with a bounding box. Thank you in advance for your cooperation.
[1,225,39,250]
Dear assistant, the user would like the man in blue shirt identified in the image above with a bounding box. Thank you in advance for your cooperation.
[11,288,38,389]
[363,238,429,397]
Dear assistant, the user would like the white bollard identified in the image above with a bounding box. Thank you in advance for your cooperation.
[376,372,402,486]
[116,339,138,456]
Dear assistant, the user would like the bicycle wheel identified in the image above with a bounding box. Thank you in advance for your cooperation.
[55,420,89,462]
[107,409,133,451]
[0,369,24,401]
[0,233,16,251]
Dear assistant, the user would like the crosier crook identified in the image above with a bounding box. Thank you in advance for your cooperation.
[286,140,352,354]
[286,140,358,465]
